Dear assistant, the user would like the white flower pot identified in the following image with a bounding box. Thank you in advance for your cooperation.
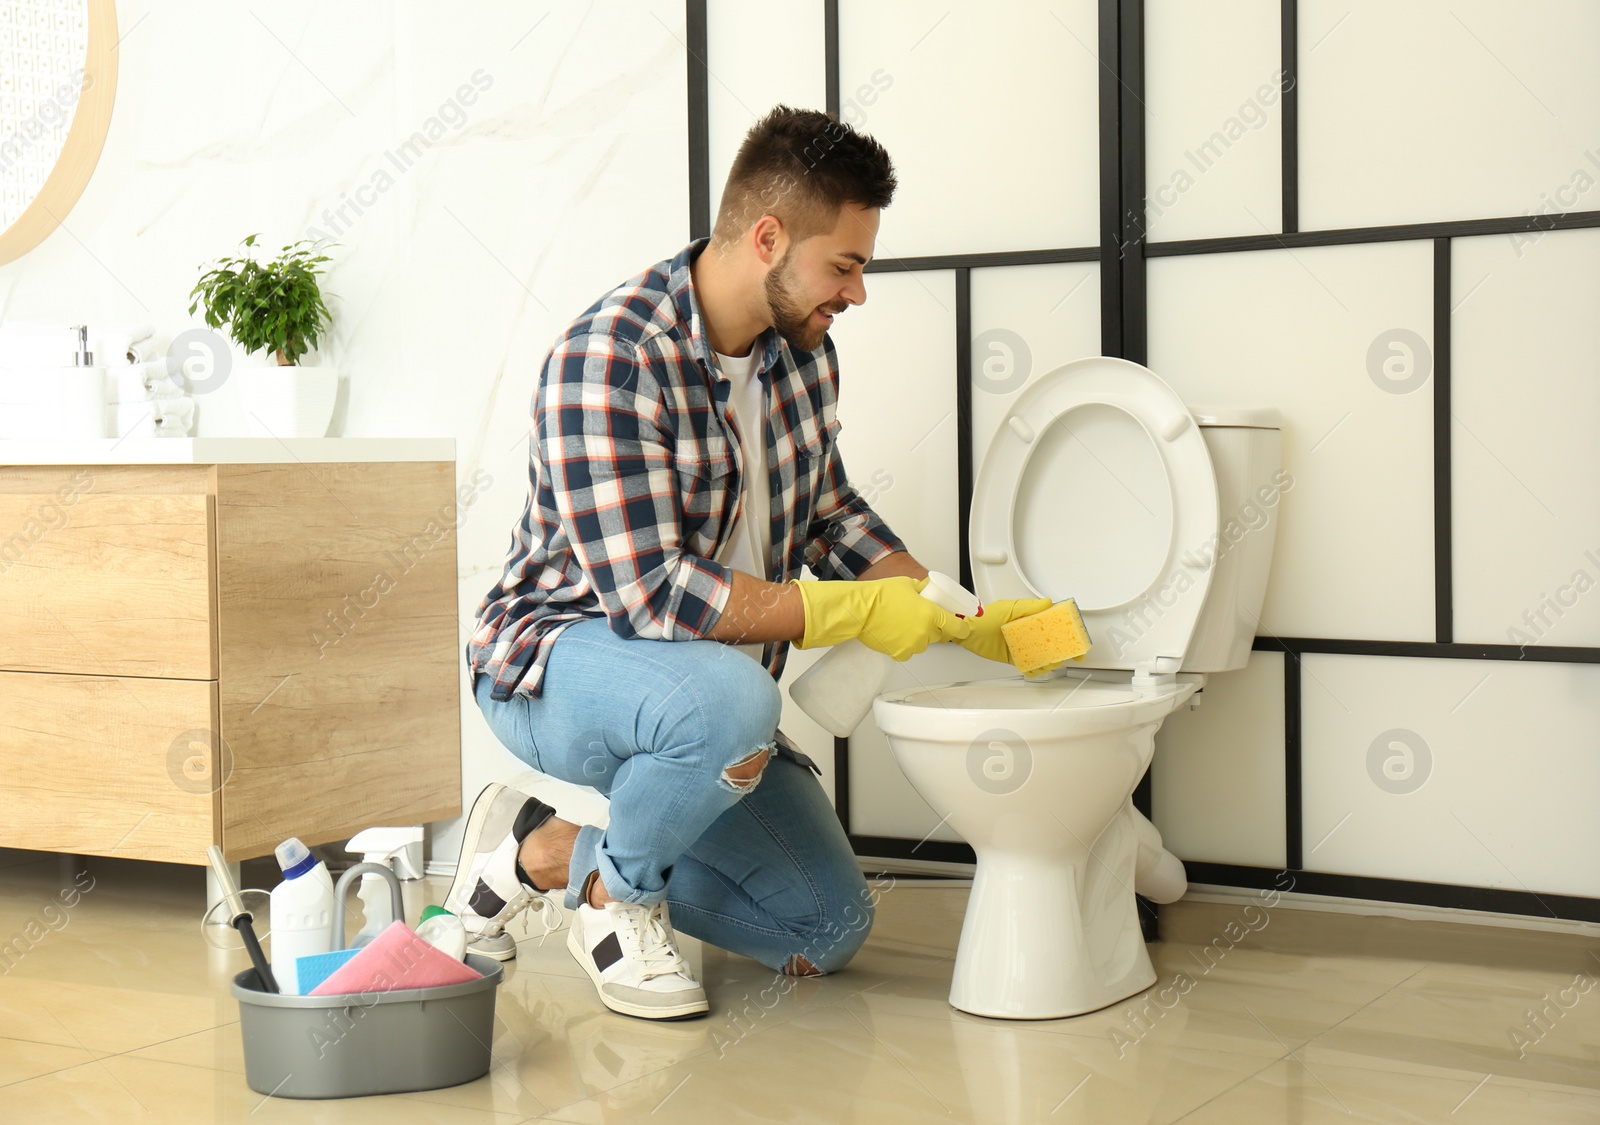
[236,365,339,438]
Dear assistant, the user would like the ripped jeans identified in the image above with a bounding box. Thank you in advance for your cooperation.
[471,616,875,975]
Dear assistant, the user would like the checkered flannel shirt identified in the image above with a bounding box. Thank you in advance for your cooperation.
[467,237,907,707]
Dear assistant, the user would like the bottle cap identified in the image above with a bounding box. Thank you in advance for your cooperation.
[274,837,317,880]
[920,571,982,617]
[419,905,453,924]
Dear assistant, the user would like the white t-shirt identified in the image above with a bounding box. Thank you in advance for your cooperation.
[714,347,771,664]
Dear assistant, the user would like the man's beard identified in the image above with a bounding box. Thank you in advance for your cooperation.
[765,249,842,352]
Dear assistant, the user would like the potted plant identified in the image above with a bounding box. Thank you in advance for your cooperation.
[189,234,339,438]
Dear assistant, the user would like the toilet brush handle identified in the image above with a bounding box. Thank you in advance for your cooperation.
[205,845,278,993]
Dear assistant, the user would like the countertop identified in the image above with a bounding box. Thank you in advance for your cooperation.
[0,437,456,464]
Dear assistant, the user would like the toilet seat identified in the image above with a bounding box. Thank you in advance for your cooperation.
[970,357,1220,673]
[876,670,1202,742]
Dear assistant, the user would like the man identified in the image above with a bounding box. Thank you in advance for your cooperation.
[459,106,1043,1020]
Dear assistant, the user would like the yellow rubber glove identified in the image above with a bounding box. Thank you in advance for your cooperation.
[954,598,1053,665]
[793,576,973,660]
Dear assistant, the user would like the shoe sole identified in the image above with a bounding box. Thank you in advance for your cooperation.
[467,933,519,962]
[567,918,709,1020]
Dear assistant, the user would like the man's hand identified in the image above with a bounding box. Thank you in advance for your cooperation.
[793,576,972,660]
[955,598,1053,665]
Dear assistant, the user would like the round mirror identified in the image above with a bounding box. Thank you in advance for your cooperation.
[0,0,117,266]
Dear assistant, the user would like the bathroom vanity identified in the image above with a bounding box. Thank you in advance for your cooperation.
[0,439,462,866]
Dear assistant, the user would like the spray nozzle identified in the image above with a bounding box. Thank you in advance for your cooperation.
[346,825,425,879]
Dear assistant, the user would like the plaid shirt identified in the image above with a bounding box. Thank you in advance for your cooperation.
[467,238,906,707]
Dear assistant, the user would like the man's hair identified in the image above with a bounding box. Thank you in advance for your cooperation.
[711,105,896,248]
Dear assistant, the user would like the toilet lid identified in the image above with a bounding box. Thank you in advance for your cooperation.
[969,357,1219,671]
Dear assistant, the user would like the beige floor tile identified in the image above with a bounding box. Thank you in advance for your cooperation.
[0,1033,95,1085]
[5,853,1599,1124]
[401,967,719,1120]
[1311,959,1600,1091]
[1,1052,528,1124]
[838,936,1424,1063]
[0,973,236,1055]
[538,1001,1275,1125]
[1173,1056,1600,1124]
[125,1022,247,1074]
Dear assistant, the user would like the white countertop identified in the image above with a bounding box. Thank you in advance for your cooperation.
[0,437,456,465]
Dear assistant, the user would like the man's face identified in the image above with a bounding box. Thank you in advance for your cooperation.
[764,203,879,352]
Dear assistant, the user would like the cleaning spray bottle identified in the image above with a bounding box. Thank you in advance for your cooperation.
[345,826,425,947]
[788,571,982,737]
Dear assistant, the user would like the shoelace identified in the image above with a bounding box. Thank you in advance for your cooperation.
[613,902,690,981]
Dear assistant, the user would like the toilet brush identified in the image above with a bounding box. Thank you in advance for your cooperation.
[206,844,278,993]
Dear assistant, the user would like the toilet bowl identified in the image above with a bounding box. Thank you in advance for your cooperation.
[872,356,1282,1020]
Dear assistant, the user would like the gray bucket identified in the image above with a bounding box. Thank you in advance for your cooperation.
[231,862,506,1099]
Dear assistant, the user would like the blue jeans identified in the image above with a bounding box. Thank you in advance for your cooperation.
[471,617,874,974]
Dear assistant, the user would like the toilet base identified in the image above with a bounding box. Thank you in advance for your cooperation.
[947,807,1156,1020]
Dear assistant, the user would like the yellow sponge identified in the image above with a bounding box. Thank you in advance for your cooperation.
[1001,599,1092,674]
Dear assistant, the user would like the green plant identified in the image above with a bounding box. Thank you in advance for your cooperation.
[189,234,336,366]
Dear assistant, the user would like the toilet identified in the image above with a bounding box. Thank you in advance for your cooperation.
[872,356,1282,1020]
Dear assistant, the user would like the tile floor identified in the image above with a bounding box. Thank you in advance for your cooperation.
[1,847,1597,1123]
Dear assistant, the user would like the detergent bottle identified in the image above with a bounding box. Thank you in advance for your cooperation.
[268,837,335,995]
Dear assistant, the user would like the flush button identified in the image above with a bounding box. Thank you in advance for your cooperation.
[1007,416,1035,443]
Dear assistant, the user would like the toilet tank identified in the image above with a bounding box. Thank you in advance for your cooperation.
[1181,406,1284,673]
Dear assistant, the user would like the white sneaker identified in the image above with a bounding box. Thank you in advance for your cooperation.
[567,900,709,1020]
[444,783,557,961]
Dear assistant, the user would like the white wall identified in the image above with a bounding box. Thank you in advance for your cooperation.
[0,0,690,861]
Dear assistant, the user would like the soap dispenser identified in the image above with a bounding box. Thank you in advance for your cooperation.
[60,324,109,439]
[345,826,425,946]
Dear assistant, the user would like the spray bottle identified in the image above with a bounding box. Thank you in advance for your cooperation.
[788,571,982,737]
[345,826,425,947]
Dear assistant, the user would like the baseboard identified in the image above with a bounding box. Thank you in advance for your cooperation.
[426,856,973,884]
[854,854,975,881]
[1185,882,1600,938]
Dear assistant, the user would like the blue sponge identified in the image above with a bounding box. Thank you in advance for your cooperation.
[293,947,360,994]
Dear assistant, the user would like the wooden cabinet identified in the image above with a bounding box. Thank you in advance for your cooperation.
[0,445,462,865]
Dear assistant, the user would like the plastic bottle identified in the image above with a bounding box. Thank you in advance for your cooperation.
[345,826,424,947]
[269,837,336,995]
[415,905,468,961]
[788,571,983,737]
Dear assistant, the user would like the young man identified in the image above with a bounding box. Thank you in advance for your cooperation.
[459,106,1044,1020]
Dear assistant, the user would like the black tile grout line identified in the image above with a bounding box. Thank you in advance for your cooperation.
[1185,863,1600,925]
[1098,0,1126,359]
[823,0,839,119]
[862,210,1600,274]
[1281,0,1299,235]
[1284,650,1304,872]
[954,267,975,596]
[1251,637,1600,663]
[686,0,710,242]
[1434,237,1455,645]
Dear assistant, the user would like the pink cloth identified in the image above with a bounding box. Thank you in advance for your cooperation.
[308,920,480,996]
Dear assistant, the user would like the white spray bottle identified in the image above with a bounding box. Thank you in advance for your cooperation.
[345,825,425,946]
[788,571,981,737]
